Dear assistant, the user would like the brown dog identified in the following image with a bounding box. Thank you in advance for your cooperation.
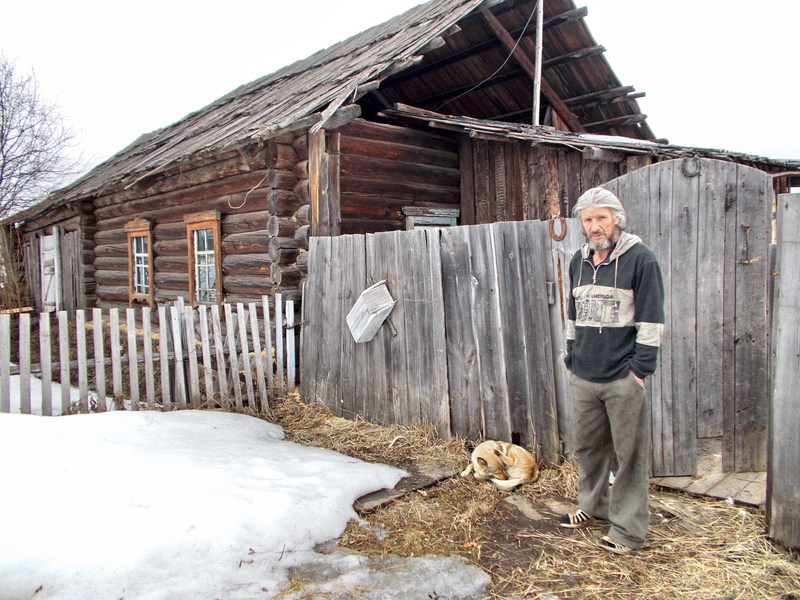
[460,440,539,492]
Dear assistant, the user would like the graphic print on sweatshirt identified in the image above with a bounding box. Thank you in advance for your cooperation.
[572,284,634,329]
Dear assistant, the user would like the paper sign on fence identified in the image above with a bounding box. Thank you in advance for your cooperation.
[346,280,396,343]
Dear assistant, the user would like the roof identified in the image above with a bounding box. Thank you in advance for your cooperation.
[384,103,800,171]
[13,0,689,221]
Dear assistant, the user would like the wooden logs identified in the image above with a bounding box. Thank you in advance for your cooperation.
[267,190,301,217]
[294,225,309,247]
[270,263,303,287]
[267,215,299,238]
[222,210,268,235]
[294,160,309,180]
[94,243,128,257]
[152,239,186,255]
[266,169,298,191]
[222,254,270,275]
[295,204,310,226]
[94,270,128,286]
[94,256,129,270]
[266,140,299,170]
[95,285,129,303]
[221,232,270,255]
[294,181,310,205]
[292,133,309,160]
[154,255,189,270]
[223,275,274,295]
[270,246,300,266]
[153,271,190,287]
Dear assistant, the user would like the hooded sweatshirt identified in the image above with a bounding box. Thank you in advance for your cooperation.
[565,231,665,383]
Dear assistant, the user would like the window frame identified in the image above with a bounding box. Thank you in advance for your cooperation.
[184,210,223,305]
[124,218,154,306]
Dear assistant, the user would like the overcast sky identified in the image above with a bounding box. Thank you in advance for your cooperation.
[2,0,798,173]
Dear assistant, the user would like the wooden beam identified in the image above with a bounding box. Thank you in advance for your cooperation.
[479,5,584,132]
[564,85,635,107]
[583,113,648,129]
[570,91,646,112]
[416,44,609,109]
[542,44,606,70]
[455,5,588,37]
[419,36,447,54]
[414,69,525,106]
[385,7,588,86]
[309,129,341,237]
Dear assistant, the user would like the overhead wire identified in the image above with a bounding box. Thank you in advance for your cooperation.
[435,0,540,113]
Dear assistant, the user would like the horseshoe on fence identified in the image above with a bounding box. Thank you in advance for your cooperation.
[681,156,701,178]
[549,217,567,241]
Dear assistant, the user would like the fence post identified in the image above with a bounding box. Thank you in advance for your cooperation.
[286,300,296,390]
[170,304,187,405]
[183,306,201,407]
[769,193,800,548]
[210,304,229,408]
[0,314,9,413]
[158,305,172,409]
[142,307,155,408]
[275,292,285,392]
[40,313,53,415]
[57,311,70,413]
[92,308,106,412]
[198,305,215,403]
[126,308,140,409]
[19,313,31,414]
[262,295,274,392]
[224,303,243,409]
[76,310,88,412]
[248,302,268,409]
[236,303,255,407]
[109,309,122,399]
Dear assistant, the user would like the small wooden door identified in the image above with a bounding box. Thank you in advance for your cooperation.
[602,158,772,476]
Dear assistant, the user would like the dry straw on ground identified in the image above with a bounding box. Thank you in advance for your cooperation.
[268,395,800,600]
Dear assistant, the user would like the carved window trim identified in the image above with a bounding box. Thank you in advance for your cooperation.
[184,210,222,305]
[124,218,154,306]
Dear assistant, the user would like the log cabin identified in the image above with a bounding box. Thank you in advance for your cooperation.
[5,0,798,314]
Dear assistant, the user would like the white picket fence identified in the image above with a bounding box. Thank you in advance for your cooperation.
[0,294,297,415]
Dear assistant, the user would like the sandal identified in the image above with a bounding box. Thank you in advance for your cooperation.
[558,509,600,529]
[598,535,634,555]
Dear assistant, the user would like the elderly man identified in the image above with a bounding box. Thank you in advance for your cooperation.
[559,187,665,555]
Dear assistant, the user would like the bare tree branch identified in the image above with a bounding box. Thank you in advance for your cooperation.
[0,54,80,219]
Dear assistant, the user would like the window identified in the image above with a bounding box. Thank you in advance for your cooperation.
[401,207,460,230]
[184,211,222,305]
[125,219,153,306]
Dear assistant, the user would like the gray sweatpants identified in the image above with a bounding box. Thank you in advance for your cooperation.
[569,371,651,549]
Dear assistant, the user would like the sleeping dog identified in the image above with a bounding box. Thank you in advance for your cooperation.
[460,440,539,492]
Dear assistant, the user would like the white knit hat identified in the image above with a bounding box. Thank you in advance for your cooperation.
[572,187,627,230]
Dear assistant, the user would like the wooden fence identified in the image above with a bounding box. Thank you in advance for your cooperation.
[768,192,800,549]
[301,220,584,464]
[0,295,297,416]
[604,158,773,475]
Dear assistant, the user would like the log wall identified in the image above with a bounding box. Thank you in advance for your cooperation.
[18,202,96,314]
[92,138,309,308]
[335,120,461,234]
[460,137,653,223]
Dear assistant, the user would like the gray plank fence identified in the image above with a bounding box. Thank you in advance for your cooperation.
[0,295,297,415]
[768,193,800,549]
[301,220,583,464]
[604,158,773,476]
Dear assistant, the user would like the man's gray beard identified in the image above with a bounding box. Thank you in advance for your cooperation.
[586,228,621,251]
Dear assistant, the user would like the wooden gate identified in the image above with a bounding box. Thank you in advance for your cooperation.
[301,220,581,463]
[602,158,773,476]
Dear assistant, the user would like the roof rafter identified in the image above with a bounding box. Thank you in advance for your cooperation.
[479,5,584,132]
[384,6,588,87]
